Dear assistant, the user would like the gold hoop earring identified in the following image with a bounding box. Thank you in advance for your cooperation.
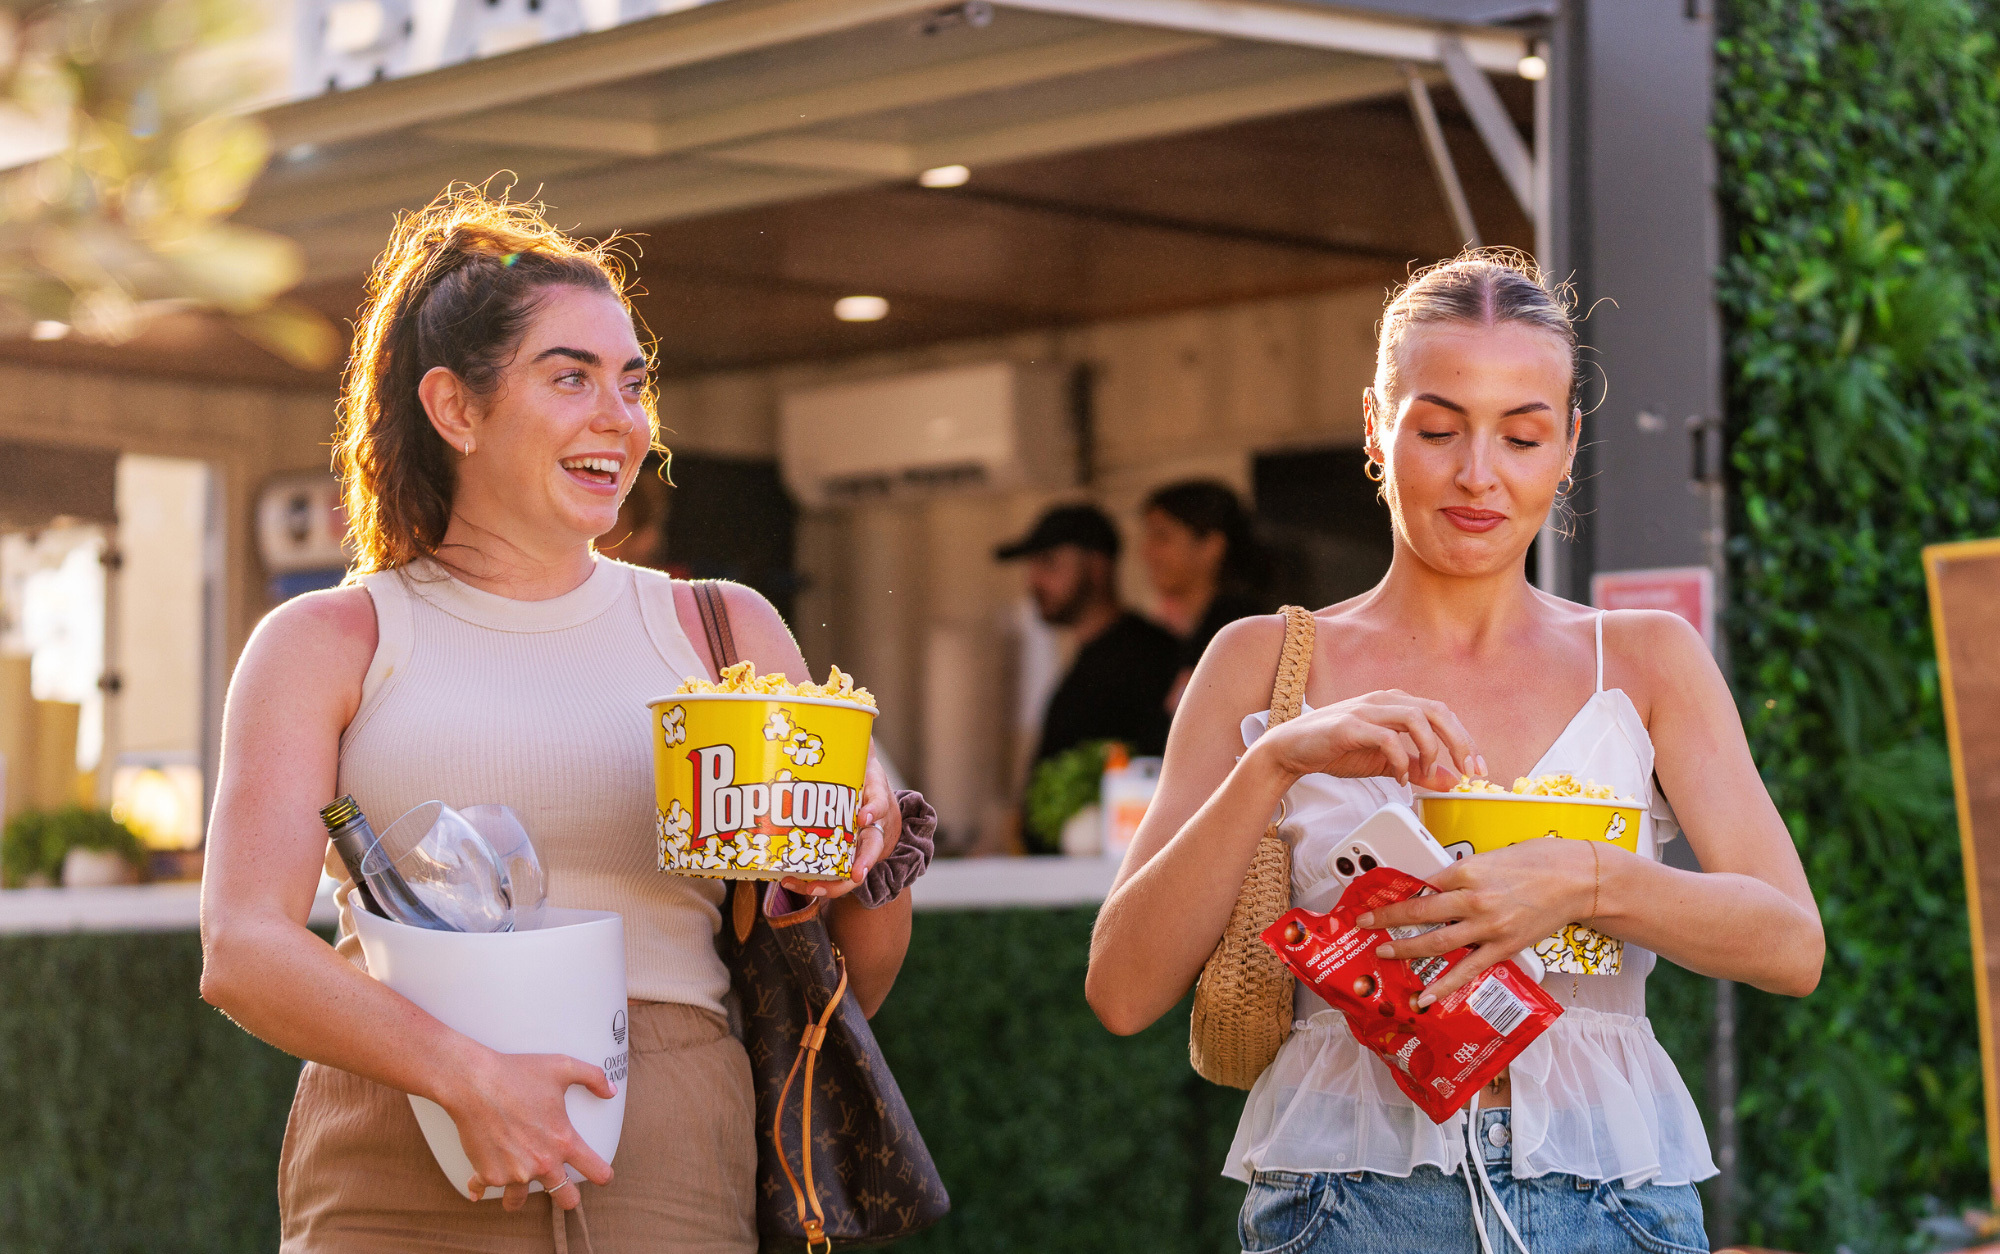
[1365,459,1385,484]
[462,441,474,458]
[1558,472,1574,494]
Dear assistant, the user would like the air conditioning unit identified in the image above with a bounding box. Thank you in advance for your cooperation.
[779,362,1075,507]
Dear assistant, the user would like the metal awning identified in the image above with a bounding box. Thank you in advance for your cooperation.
[243,0,1536,281]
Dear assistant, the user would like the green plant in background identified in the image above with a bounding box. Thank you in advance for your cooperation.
[1,807,143,887]
[1023,740,1113,853]
[0,0,336,365]
[1715,0,2000,1248]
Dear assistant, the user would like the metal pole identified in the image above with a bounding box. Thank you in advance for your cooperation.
[1402,64,1480,249]
[1695,409,1738,1242]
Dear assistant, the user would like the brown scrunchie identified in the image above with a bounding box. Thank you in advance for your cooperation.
[853,790,937,909]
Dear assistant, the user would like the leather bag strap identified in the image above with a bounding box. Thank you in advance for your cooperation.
[774,952,849,1254]
[692,581,738,676]
[692,584,842,1251]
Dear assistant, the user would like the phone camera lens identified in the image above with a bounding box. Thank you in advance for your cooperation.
[1357,854,1378,871]
[1334,856,1357,878]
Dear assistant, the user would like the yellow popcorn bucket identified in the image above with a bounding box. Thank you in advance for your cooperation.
[1413,792,1643,861]
[647,693,876,882]
[1413,791,1645,976]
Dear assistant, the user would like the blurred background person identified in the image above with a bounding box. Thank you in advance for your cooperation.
[1140,480,1271,712]
[998,504,1179,771]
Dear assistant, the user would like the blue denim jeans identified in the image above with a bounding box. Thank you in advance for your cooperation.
[1237,1109,1708,1254]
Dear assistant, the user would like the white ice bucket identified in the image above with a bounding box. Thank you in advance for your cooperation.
[351,906,629,1199]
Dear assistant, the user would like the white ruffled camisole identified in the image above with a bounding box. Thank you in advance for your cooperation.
[1224,614,1718,1189]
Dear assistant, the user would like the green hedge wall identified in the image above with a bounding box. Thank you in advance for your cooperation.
[0,913,1716,1254]
[0,915,1250,1254]
[1715,1,2000,1249]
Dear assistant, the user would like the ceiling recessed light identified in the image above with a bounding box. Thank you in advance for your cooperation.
[1517,54,1547,81]
[918,164,970,188]
[29,320,70,341]
[834,295,889,322]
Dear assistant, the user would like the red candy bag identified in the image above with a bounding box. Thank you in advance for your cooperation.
[1260,866,1562,1123]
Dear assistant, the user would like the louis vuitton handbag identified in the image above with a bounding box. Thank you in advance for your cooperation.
[691,582,950,1251]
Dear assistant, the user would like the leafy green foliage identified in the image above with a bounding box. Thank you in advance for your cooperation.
[1714,1,2000,1246]
[0,0,336,364]
[876,909,1247,1253]
[1023,741,1113,853]
[0,932,303,1253]
[1,807,143,887]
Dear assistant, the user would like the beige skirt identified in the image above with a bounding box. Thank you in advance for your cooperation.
[279,1002,757,1254]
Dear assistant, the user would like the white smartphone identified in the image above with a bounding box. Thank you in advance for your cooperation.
[1298,802,1546,984]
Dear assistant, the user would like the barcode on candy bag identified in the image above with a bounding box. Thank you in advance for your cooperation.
[1469,977,1529,1036]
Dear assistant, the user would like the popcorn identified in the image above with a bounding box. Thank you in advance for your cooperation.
[783,731,825,767]
[1449,772,1634,802]
[654,820,857,880]
[676,660,876,709]
[660,704,687,747]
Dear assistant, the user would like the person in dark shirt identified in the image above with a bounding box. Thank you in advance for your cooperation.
[1139,480,1272,710]
[996,504,1181,765]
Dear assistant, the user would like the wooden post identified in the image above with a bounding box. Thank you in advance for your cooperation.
[1924,536,2000,1205]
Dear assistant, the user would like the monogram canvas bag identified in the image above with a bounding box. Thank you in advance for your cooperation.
[690,583,950,1249]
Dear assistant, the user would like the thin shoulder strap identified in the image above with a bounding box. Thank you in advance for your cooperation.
[1594,610,1606,693]
[1268,606,1317,727]
[693,581,740,671]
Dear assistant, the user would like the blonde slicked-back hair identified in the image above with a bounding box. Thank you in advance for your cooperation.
[334,182,658,576]
[1372,246,1580,422]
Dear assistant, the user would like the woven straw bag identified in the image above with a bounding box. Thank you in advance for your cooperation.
[1188,605,1316,1089]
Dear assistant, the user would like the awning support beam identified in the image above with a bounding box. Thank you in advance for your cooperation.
[1439,35,1535,220]
[1403,65,1479,249]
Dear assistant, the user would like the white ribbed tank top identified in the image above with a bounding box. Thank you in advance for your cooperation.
[325,557,730,1011]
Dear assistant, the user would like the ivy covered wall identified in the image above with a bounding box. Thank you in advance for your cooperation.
[1715,0,2000,1248]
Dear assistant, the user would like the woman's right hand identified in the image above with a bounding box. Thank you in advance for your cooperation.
[446,1048,617,1211]
[1254,689,1484,790]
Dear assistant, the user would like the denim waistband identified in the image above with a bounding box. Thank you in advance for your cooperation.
[1476,1107,1511,1167]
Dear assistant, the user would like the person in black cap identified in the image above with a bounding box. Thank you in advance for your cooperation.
[997,504,1181,767]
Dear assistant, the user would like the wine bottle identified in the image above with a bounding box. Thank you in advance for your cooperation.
[319,795,451,929]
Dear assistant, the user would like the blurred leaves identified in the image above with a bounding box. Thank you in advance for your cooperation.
[1715,0,2000,1248]
[0,0,333,366]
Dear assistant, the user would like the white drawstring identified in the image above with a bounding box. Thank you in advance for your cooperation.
[1461,1094,1532,1254]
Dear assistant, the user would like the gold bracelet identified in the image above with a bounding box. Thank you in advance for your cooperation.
[1586,840,1602,929]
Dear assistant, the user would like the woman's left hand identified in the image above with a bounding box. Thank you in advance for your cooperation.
[1357,839,1598,1005]
[778,756,901,901]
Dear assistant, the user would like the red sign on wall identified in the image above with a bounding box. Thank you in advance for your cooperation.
[1590,566,1715,648]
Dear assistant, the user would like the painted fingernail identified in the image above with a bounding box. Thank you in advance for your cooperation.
[1417,992,1437,1008]
[811,886,827,897]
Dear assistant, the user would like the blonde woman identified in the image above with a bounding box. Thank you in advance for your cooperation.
[199,191,921,1252]
[1088,251,1821,1253]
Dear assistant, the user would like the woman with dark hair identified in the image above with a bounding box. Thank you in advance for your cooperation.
[1141,479,1268,709]
[198,189,922,1252]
